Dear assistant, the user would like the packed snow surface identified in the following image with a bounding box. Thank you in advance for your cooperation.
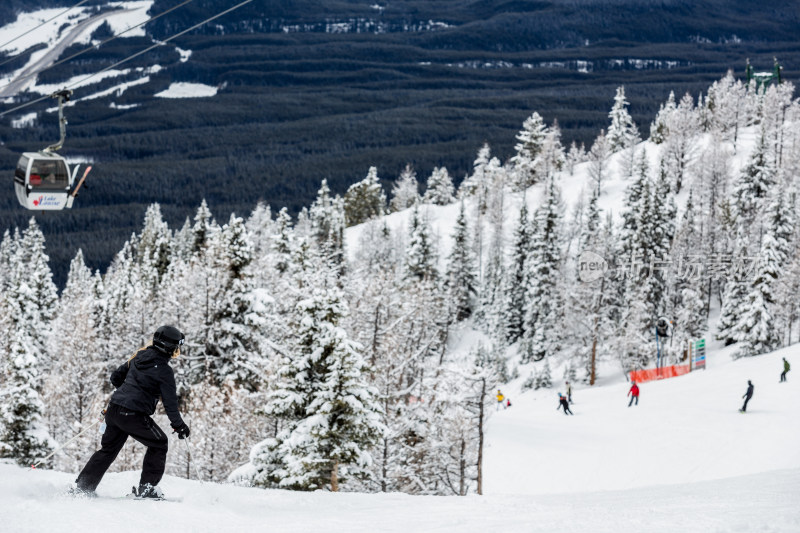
[3,342,798,532]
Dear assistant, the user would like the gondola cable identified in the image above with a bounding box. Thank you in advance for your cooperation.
[0,0,197,92]
[0,0,92,66]
[0,0,253,119]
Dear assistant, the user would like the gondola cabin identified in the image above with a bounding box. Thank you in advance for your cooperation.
[14,152,77,210]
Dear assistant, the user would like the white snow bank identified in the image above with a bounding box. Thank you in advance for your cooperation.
[155,82,218,99]
[2,462,798,533]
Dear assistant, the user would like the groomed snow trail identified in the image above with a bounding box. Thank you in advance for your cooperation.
[2,343,798,532]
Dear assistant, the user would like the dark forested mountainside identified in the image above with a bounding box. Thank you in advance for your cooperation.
[0,0,798,286]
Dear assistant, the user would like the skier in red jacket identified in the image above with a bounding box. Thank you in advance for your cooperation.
[628,381,640,407]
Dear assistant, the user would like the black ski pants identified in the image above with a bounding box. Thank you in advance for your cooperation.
[741,395,752,412]
[76,403,169,492]
[628,395,639,407]
[781,370,789,382]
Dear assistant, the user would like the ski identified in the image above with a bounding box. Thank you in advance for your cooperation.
[119,493,182,502]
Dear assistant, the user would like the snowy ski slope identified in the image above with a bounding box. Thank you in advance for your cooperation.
[2,342,798,532]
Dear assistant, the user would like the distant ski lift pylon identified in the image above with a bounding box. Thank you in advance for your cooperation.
[14,89,91,210]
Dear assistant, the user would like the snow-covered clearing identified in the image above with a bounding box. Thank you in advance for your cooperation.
[11,111,37,128]
[0,1,153,56]
[155,82,218,99]
[3,341,798,532]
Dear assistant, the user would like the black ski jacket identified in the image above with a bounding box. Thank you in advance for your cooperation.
[110,346,185,428]
[744,383,754,399]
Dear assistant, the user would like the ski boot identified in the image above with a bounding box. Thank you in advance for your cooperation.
[134,483,165,500]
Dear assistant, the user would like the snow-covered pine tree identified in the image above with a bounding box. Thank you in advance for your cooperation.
[716,229,751,346]
[459,144,503,215]
[390,164,420,212]
[565,141,586,176]
[0,327,51,466]
[650,91,677,144]
[404,205,438,282]
[271,207,294,275]
[309,179,346,268]
[533,358,552,389]
[344,166,386,226]
[669,190,708,358]
[341,230,401,491]
[569,187,617,385]
[136,203,173,295]
[775,242,800,345]
[245,201,273,258]
[704,71,747,144]
[458,143,490,200]
[539,120,566,179]
[192,199,216,254]
[587,131,610,192]
[98,237,149,361]
[503,201,532,344]
[606,86,639,153]
[463,343,503,494]
[510,111,547,190]
[44,250,104,472]
[521,177,564,363]
[618,155,675,369]
[252,287,383,491]
[662,92,699,192]
[478,223,507,346]
[446,202,477,322]
[731,125,777,228]
[422,167,456,206]
[15,218,59,373]
[172,217,194,263]
[0,223,58,465]
[733,233,781,358]
[694,138,733,314]
[205,214,274,391]
[733,189,793,357]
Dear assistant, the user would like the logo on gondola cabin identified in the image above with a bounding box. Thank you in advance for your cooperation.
[33,195,43,207]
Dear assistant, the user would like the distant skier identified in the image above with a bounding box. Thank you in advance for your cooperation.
[565,381,573,403]
[780,358,790,382]
[496,390,505,410]
[557,393,573,415]
[628,381,640,407]
[740,380,754,413]
[73,326,190,499]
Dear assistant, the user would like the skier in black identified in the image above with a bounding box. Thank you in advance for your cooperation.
[73,326,190,498]
[557,393,573,415]
[739,380,754,413]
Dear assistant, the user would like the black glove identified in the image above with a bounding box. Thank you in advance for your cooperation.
[172,422,190,440]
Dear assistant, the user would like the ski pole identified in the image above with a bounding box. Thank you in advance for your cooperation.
[182,437,203,484]
[32,409,106,469]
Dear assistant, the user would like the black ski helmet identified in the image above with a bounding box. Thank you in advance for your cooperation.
[153,325,184,354]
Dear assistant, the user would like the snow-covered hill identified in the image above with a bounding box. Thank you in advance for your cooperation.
[0,2,155,101]
[3,341,798,532]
